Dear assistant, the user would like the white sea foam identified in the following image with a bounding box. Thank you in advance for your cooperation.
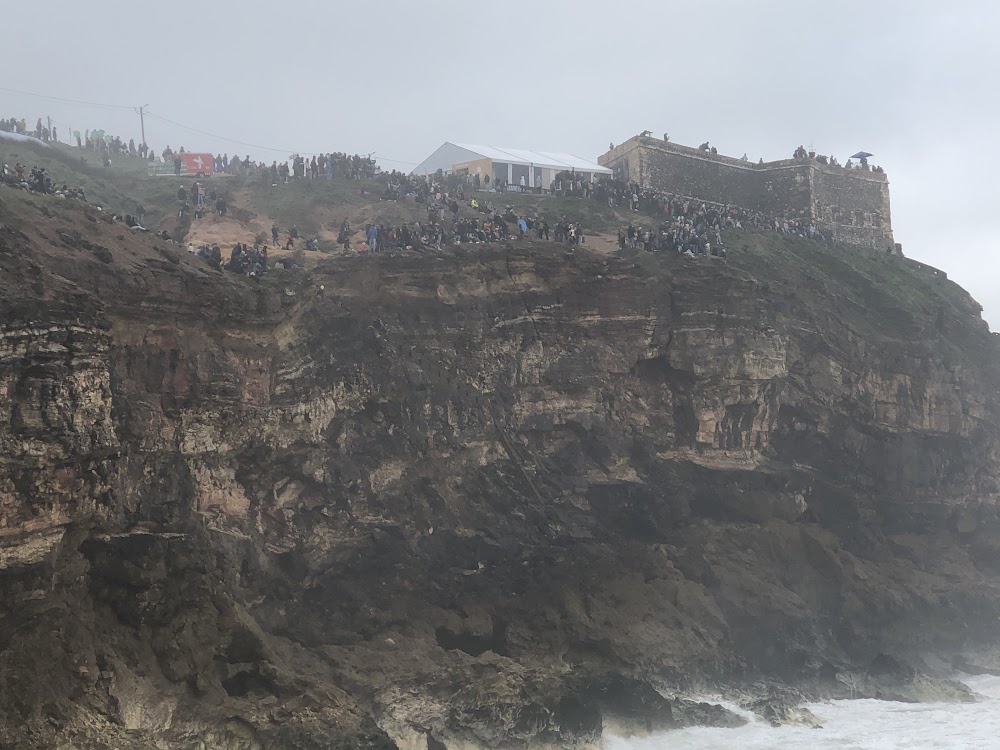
[604,676,1000,750]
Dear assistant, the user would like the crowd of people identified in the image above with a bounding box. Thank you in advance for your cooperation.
[1,160,87,200]
[4,112,387,185]
[80,131,149,160]
[383,171,435,201]
[183,241,303,277]
[174,181,225,220]
[615,192,837,258]
[4,110,900,271]
[353,183,593,252]
[359,221,442,253]
[3,112,162,165]
[417,168,663,216]
[1,117,58,143]
[152,148,380,182]
[792,145,885,174]
[370,169,796,256]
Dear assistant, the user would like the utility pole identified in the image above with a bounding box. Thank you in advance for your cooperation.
[135,104,149,147]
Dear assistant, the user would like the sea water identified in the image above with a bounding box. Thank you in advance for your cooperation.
[603,676,1000,750]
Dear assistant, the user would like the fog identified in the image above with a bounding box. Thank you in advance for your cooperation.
[3,0,997,325]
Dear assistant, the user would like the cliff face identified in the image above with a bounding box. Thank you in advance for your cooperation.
[1,191,1000,749]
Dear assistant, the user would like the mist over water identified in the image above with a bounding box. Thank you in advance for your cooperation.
[604,676,1000,750]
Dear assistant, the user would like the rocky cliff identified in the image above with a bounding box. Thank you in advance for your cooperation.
[2,189,1000,749]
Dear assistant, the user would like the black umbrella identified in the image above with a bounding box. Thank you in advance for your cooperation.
[850,151,873,159]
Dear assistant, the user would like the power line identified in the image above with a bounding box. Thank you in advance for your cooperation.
[0,86,132,110]
[0,86,420,166]
[146,110,418,167]
[144,110,296,154]
[373,156,418,167]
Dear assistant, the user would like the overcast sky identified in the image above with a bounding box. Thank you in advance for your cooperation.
[3,0,998,326]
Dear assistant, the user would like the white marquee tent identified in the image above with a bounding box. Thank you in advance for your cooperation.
[411,142,611,188]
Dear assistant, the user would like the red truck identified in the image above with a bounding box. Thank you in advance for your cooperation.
[179,152,214,177]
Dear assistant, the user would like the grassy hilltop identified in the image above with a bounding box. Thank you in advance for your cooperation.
[2,139,619,250]
[0,133,987,350]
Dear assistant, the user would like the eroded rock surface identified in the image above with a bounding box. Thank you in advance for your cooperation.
[1,194,999,748]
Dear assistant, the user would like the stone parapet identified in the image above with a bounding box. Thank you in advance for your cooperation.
[600,135,893,246]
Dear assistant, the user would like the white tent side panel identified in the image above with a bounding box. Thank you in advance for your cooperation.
[411,143,484,175]
[536,152,613,175]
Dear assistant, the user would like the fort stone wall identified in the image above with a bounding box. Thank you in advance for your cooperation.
[600,135,893,247]
[811,167,892,245]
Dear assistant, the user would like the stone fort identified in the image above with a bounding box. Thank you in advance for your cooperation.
[599,134,894,248]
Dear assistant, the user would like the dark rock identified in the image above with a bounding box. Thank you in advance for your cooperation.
[670,700,748,729]
[582,675,675,736]
[748,696,823,728]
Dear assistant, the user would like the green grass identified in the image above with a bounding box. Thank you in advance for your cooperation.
[630,229,991,363]
[1,139,144,215]
[726,230,978,325]
[243,179,377,236]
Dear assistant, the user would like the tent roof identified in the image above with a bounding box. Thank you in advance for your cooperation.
[0,131,49,147]
[410,142,611,175]
[455,144,612,174]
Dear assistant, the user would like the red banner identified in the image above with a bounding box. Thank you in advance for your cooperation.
[180,153,214,176]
